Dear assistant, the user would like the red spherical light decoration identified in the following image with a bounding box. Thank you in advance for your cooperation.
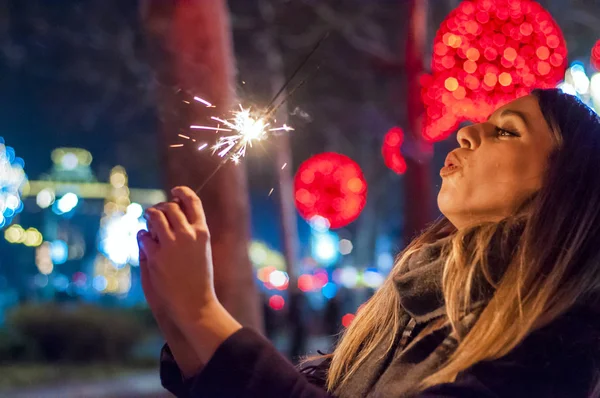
[592,39,600,71]
[294,153,367,230]
[382,127,407,175]
[421,0,568,142]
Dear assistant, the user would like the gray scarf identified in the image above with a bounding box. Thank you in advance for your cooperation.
[335,235,506,398]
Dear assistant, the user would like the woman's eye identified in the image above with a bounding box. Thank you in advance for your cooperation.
[495,127,519,137]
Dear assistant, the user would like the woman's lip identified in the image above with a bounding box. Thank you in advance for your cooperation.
[444,152,461,168]
[440,165,461,177]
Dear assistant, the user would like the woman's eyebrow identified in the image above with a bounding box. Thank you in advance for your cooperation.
[488,109,531,130]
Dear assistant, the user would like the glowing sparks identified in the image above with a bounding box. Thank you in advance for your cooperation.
[190,125,232,132]
[268,188,274,196]
[194,97,213,107]
[269,124,294,132]
[208,105,294,162]
[173,96,294,165]
[281,163,287,170]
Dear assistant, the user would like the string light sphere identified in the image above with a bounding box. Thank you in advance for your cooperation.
[294,153,367,230]
[0,137,27,229]
[422,0,568,142]
[382,127,407,175]
[592,39,600,71]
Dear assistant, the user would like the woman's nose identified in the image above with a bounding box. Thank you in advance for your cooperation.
[456,124,481,150]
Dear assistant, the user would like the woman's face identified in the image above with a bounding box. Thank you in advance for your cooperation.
[438,95,556,229]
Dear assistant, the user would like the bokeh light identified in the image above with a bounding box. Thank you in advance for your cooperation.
[557,62,600,114]
[342,313,356,328]
[36,188,55,209]
[339,239,353,255]
[591,73,600,110]
[421,0,568,142]
[0,137,27,229]
[363,268,385,288]
[23,227,43,247]
[569,62,590,94]
[50,240,69,265]
[294,152,367,229]
[268,295,285,311]
[55,192,79,214]
[311,230,340,266]
[322,282,338,299]
[34,273,49,288]
[298,274,315,292]
[98,202,146,267]
[268,270,289,290]
[36,242,53,275]
[93,275,108,291]
[382,127,407,175]
[337,266,359,288]
[4,224,25,244]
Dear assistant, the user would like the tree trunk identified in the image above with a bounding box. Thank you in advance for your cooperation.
[257,0,305,359]
[257,0,299,292]
[403,0,434,242]
[142,0,262,331]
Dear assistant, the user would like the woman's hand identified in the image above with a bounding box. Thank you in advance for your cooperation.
[138,233,204,378]
[138,186,242,364]
[141,186,216,319]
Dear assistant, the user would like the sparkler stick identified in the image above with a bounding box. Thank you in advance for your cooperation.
[189,32,329,193]
[194,155,231,193]
[263,31,329,116]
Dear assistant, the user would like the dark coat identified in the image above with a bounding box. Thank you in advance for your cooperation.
[160,303,600,397]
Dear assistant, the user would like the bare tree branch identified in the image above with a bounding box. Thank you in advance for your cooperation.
[310,3,398,63]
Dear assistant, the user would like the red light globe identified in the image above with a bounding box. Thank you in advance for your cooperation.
[592,39,600,71]
[422,0,568,142]
[294,153,367,230]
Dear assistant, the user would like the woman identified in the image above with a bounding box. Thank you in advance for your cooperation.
[138,89,600,397]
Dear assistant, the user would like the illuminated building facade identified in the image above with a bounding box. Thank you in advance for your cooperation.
[0,147,165,321]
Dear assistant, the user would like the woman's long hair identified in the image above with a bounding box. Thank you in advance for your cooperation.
[326,89,600,392]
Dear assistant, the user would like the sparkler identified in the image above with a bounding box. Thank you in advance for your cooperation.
[207,104,293,163]
[170,32,329,193]
[189,102,294,192]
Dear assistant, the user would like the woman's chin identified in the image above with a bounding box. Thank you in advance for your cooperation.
[437,188,462,219]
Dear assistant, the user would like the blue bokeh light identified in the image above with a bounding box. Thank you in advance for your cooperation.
[50,240,69,265]
[322,282,338,299]
[311,230,340,266]
[0,137,27,229]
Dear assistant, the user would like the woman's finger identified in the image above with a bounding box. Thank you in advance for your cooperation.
[155,202,192,234]
[171,186,206,227]
[138,233,159,310]
[144,208,174,243]
[138,230,159,258]
[146,219,158,241]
